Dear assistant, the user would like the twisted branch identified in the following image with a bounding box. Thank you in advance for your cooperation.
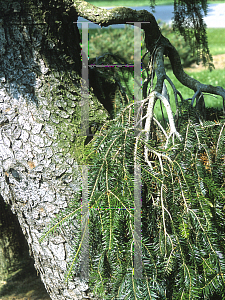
[72,0,225,103]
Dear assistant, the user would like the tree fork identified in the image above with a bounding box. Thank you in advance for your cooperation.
[72,0,225,103]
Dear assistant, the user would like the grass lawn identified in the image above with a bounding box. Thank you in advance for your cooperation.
[207,28,225,55]
[155,69,225,119]
[87,0,225,7]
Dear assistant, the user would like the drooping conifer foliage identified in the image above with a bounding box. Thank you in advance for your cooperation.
[150,0,213,68]
[41,0,225,299]
[42,98,225,299]
[173,0,213,68]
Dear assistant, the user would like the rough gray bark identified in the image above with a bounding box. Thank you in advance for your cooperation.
[0,0,106,299]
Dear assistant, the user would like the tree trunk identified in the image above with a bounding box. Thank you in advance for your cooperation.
[0,0,106,299]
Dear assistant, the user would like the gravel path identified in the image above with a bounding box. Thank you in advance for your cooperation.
[184,54,225,73]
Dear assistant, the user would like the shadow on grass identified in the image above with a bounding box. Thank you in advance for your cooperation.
[0,259,50,300]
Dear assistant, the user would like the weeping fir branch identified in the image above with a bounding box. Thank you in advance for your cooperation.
[40,2,225,297]
[41,96,225,299]
[149,0,213,69]
[40,48,225,299]
[173,0,214,69]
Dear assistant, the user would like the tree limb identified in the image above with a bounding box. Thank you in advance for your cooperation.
[73,0,160,40]
[72,0,225,102]
[165,39,225,99]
